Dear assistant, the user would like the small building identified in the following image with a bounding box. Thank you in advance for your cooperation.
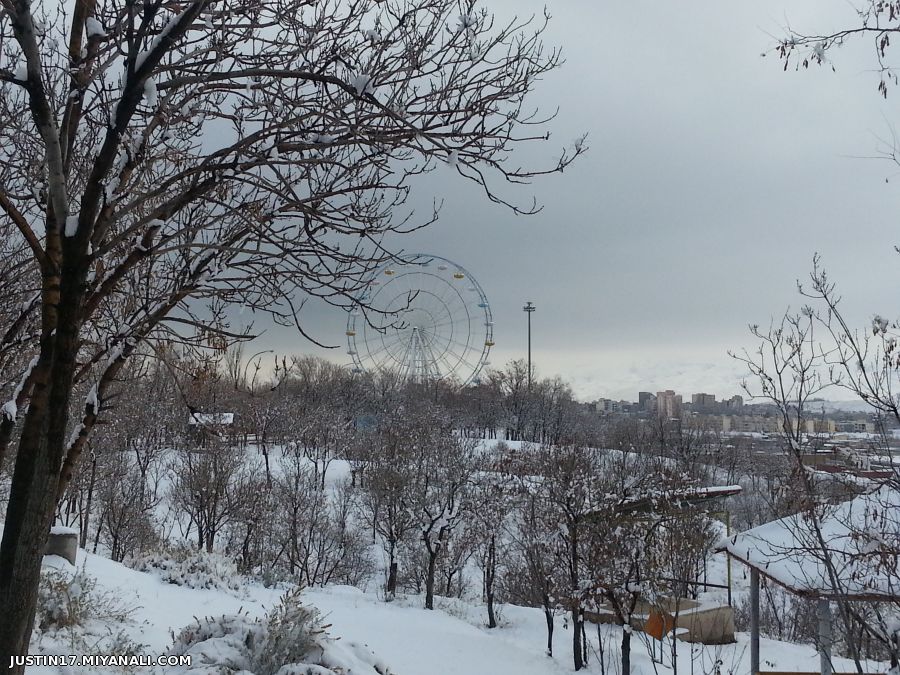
[187,411,235,446]
[584,484,743,645]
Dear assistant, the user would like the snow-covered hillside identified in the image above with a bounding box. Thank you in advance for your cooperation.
[27,547,879,675]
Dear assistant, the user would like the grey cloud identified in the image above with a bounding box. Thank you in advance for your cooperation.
[254,1,900,401]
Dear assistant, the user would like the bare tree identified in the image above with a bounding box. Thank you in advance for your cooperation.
[289,402,353,490]
[0,220,39,415]
[492,360,532,441]
[469,470,514,628]
[269,453,372,586]
[356,405,420,598]
[412,433,476,610]
[505,486,558,657]
[95,446,163,561]
[0,0,583,660]
[170,440,253,553]
[768,17,900,660]
[733,302,894,671]
[58,357,173,556]
[522,444,598,671]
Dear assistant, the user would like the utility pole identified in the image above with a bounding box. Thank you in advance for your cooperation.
[523,301,535,390]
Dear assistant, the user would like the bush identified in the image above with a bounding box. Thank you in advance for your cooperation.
[36,567,132,631]
[168,587,392,675]
[34,566,145,670]
[126,544,243,593]
[170,611,263,673]
[252,588,324,675]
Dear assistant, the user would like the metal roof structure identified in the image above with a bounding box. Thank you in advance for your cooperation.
[719,486,900,601]
[718,486,900,675]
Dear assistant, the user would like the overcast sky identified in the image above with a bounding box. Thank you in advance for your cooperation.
[257,1,900,402]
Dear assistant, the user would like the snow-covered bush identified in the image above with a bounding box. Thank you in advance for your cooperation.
[168,587,392,674]
[169,611,263,673]
[126,544,242,593]
[252,588,324,674]
[34,565,146,669]
[36,567,132,630]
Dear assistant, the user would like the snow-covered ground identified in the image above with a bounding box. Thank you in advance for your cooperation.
[26,546,884,675]
[21,441,889,674]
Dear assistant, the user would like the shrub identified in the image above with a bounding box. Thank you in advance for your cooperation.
[251,588,324,675]
[170,611,263,672]
[126,544,243,593]
[36,567,132,631]
[34,566,145,671]
[168,588,392,674]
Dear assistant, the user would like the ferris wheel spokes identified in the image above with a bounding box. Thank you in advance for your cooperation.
[345,254,492,386]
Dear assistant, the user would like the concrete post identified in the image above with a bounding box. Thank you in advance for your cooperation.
[818,597,832,675]
[44,530,78,565]
[750,568,760,675]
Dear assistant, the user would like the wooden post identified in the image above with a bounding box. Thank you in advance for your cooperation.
[818,597,832,675]
[750,568,760,675]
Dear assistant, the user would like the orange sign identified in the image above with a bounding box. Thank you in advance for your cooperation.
[644,611,673,640]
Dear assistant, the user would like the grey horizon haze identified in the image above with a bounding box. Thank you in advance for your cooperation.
[252,1,900,402]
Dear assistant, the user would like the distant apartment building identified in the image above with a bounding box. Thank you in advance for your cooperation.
[721,414,780,434]
[803,418,836,435]
[594,398,632,414]
[692,393,717,408]
[638,391,656,412]
[594,398,616,414]
[724,395,744,409]
[793,417,873,435]
[656,390,682,419]
[834,419,875,434]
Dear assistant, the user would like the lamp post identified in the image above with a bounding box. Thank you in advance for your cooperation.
[523,301,535,390]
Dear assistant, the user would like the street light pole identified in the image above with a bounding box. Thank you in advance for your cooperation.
[523,301,535,390]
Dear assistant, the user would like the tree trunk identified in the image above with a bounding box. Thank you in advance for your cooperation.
[111,532,121,562]
[569,519,583,671]
[92,515,103,554]
[621,626,632,675]
[486,586,497,628]
[598,623,606,675]
[386,542,398,597]
[80,455,97,549]
[572,605,584,670]
[543,592,554,657]
[240,524,253,571]
[0,272,83,672]
[485,536,497,628]
[0,442,57,673]
[581,617,588,667]
[262,439,271,488]
[425,551,437,610]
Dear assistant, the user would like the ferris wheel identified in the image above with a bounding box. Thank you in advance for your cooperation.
[345,254,493,385]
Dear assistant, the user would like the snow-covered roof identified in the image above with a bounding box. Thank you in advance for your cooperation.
[720,486,900,600]
[188,412,234,426]
[614,484,743,516]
